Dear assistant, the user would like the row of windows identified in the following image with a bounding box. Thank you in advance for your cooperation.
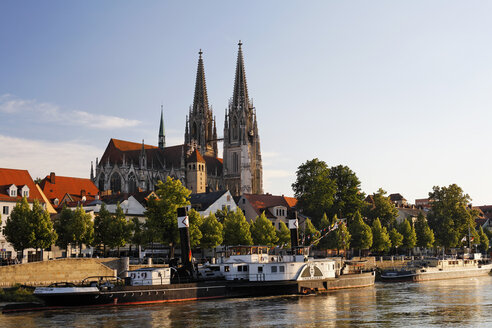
[257,265,285,274]
[275,208,286,217]
[188,164,205,172]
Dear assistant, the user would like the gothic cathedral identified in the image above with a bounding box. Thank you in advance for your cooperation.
[94,42,263,196]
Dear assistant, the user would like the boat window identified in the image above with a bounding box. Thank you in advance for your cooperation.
[271,266,277,273]
[243,265,248,272]
[279,266,285,273]
[224,266,230,272]
[238,266,242,272]
[258,267,263,273]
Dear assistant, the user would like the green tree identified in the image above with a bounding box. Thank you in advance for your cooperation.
[478,226,489,253]
[302,218,321,246]
[371,218,391,253]
[30,200,57,251]
[130,217,147,257]
[187,209,203,248]
[415,213,434,249]
[54,206,75,253]
[334,222,351,254]
[214,207,229,223]
[427,184,478,249]
[292,158,336,227]
[4,198,36,259]
[144,177,191,258]
[94,203,113,256]
[364,188,398,228]
[349,211,372,255]
[250,212,279,246]
[399,219,417,252]
[4,198,57,261]
[389,228,403,254]
[223,208,253,246]
[200,213,223,249]
[327,165,365,220]
[318,213,335,250]
[107,204,132,256]
[276,221,291,248]
[70,205,94,256]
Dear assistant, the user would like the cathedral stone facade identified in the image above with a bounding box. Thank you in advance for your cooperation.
[94,42,263,196]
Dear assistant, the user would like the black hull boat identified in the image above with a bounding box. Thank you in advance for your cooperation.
[2,273,375,313]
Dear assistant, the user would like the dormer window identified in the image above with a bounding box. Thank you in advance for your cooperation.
[8,185,17,197]
[21,185,30,197]
[54,198,59,206]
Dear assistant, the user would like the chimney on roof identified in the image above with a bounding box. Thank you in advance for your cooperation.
[81,189,86,197]
[50,172,55,184]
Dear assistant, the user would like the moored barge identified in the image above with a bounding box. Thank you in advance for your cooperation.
[380,255,492,282]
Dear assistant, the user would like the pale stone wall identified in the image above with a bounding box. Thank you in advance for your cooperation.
[0,258,118,287]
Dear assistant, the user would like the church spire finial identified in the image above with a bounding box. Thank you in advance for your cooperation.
[159,105,165,149]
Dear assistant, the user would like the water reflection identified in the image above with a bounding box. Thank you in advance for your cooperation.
[2,276,492,328]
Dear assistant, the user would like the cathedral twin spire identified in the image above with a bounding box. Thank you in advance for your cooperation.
[185,48,217,157]
[232,41,250,111]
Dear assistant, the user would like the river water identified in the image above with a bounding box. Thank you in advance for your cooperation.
[1,276,492,328]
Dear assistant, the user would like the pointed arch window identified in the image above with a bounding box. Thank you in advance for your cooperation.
[192,122,198,141]
[128,173,137,194]
[232,117,238,140]
[110,173,122,193]
[98,173,105,191]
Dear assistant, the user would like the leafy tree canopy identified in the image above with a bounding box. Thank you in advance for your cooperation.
[427,184,477,249]
[4,198,57,254]
[398,219,417,250]
[371,218,392,253]
[389,228,403,251]
[478,226,489,252]
[349,211,372,251]
[335,221,351,251]
[250,212,279,246]
[327,165,365,220]
[292,159,336,227]
[223,208,253,246]
[276,221,291,248]
[106,204,132,249]
[187,209,203,248]
[415,212,434,249]
[200,213,223,249]
[144,177,191,250]
[363,188,398,228]
[302,218,321,246]
[4,197,36,252]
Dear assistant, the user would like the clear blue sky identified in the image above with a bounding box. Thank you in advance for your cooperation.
[1,1,492,205]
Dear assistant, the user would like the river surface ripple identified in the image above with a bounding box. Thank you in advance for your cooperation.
[1,276,492,328]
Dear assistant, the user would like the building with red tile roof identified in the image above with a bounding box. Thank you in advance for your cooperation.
[40,172,99,210]
[0,168,51,260]
[0,168,45,204]
[238,193,299,230]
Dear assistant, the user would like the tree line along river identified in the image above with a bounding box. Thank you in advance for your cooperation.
[1,276,492,328]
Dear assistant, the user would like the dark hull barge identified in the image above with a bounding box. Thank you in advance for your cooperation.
[3,272,374,313]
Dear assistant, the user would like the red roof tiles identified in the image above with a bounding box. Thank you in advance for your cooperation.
[243,193,297,216]
[187,149,205,163]
[40,172,99,207]
[0,168,45,203]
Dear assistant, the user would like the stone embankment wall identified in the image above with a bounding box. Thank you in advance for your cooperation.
[0,258,119,287]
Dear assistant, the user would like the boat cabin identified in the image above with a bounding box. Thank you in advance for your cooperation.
[217,246,336,282]
[128,267,171,286]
